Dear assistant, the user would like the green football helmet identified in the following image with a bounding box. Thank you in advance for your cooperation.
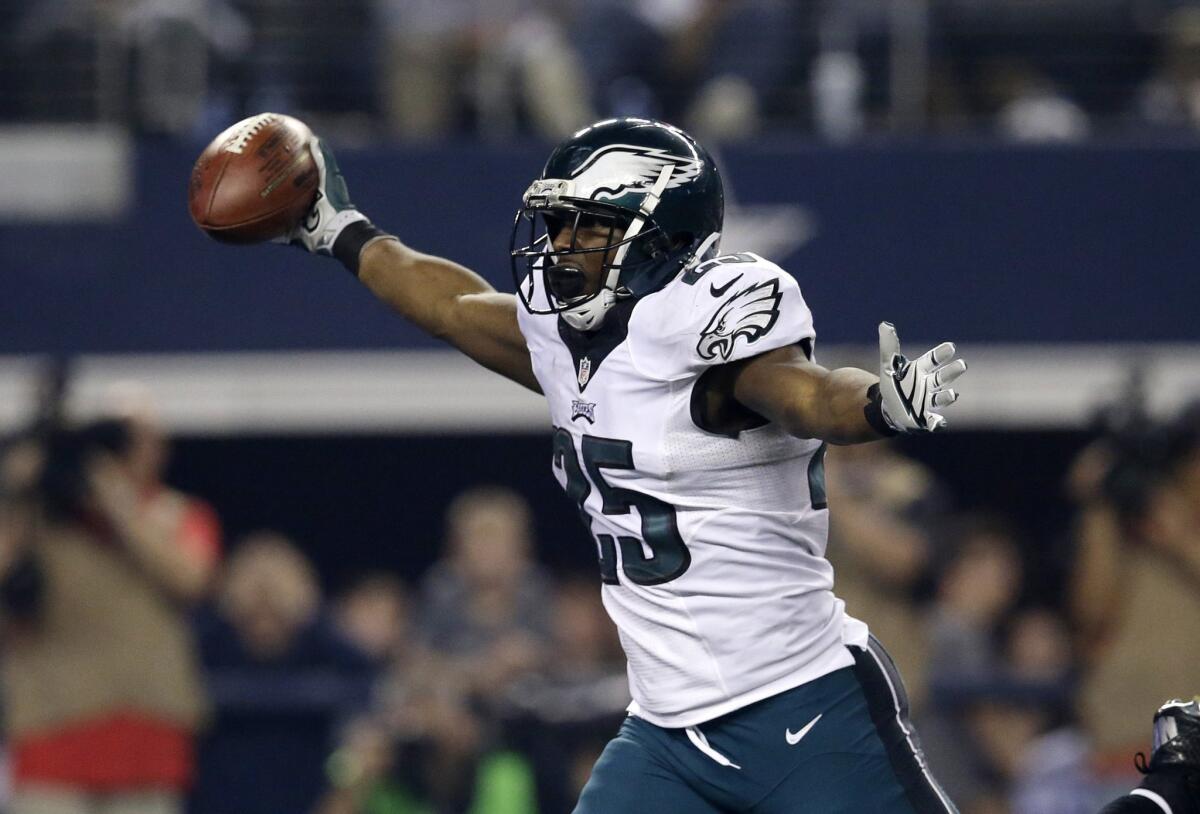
[511,118,725,331]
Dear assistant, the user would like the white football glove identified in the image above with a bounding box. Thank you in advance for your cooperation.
[275,136,368,255]
[877,322,967,432]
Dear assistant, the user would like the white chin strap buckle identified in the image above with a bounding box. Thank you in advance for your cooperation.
[562,288,617,331]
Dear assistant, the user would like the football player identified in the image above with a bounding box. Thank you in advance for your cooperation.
[278,118,966,812]
[1100,699,1200,814]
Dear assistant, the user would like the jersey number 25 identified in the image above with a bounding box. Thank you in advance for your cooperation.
[553,429,691,586]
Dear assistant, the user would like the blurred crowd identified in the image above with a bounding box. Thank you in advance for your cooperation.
[1,383,1198,814]
[0,387,629,814]
[9,0,1200,142]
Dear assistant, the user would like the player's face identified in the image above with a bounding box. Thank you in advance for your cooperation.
[547,214,626,301]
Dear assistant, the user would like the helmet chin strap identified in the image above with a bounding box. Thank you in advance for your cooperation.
[561,163,675,332]
[560,287,617,331]
[685,231,722,268]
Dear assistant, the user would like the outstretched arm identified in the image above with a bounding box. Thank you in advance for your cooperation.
[731,323,967,444]
[732,348,884,444]
[356,240,538,392]
[285,139,539,393]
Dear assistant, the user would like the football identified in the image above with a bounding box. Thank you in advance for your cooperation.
[188,112,319,244]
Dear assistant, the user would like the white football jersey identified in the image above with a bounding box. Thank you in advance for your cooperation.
[517,253,869,728]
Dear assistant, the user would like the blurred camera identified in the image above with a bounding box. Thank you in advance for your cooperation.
[36,419,132,521]
[1098,400,1200,526]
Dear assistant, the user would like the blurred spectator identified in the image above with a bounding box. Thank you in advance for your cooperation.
[316,575,625,814]
[316,706,539,814]
[316,574,445,814]
[0,487,32,812]
[3,0,1190,139]
[919,515,1025,811]
[341,641,493,814]
[315,716,431,814]
[927,515,1024,682]
[1005,607,1074,684]
[190,532,375,814]
[0,417,215,814]
[1005,610,1104,814]
[935,613,1076,814]
[417,486,554,698]
[567,0,806,141]
[11,0,250,135]
[9,0,109,122]
[1137,7,1200,132]
[825,442,947,709]
[375,0,588,140]
[233,0,377,139]
[925,605,1085,814]
[335,571,411,666]
[1069,403,1200,767]
[316,488,566,814]
[387,486,553,811]
[103,382,222,589]
[1010,724,1105,814]
[327,571,521,812]
[933,0,1146,136]
[505,578,629,811]
[984,59,1091,142]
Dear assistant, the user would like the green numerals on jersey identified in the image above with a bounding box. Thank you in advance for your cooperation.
[553,429,691,586]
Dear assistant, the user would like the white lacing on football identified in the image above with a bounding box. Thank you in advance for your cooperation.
[222,113,277,155]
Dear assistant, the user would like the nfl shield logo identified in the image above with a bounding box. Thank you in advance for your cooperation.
[577,357,592,388]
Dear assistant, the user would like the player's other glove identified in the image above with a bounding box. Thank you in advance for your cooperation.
[277,137,392,274]
[876,322,967,433]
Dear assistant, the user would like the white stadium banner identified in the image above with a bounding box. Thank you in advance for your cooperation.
[0,127,133,221]
[0,345,1197,435]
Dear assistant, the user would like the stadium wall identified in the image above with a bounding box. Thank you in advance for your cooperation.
[2,140,1198,433]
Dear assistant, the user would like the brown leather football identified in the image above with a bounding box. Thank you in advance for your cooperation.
[188,113,319,244]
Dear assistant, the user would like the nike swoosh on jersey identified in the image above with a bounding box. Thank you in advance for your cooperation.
[709,273,744,297]
[785,713,823,745]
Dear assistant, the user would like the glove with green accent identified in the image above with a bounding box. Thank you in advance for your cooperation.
[877,322,967,432]
[277,137,395,274]
[276,136,369,255]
